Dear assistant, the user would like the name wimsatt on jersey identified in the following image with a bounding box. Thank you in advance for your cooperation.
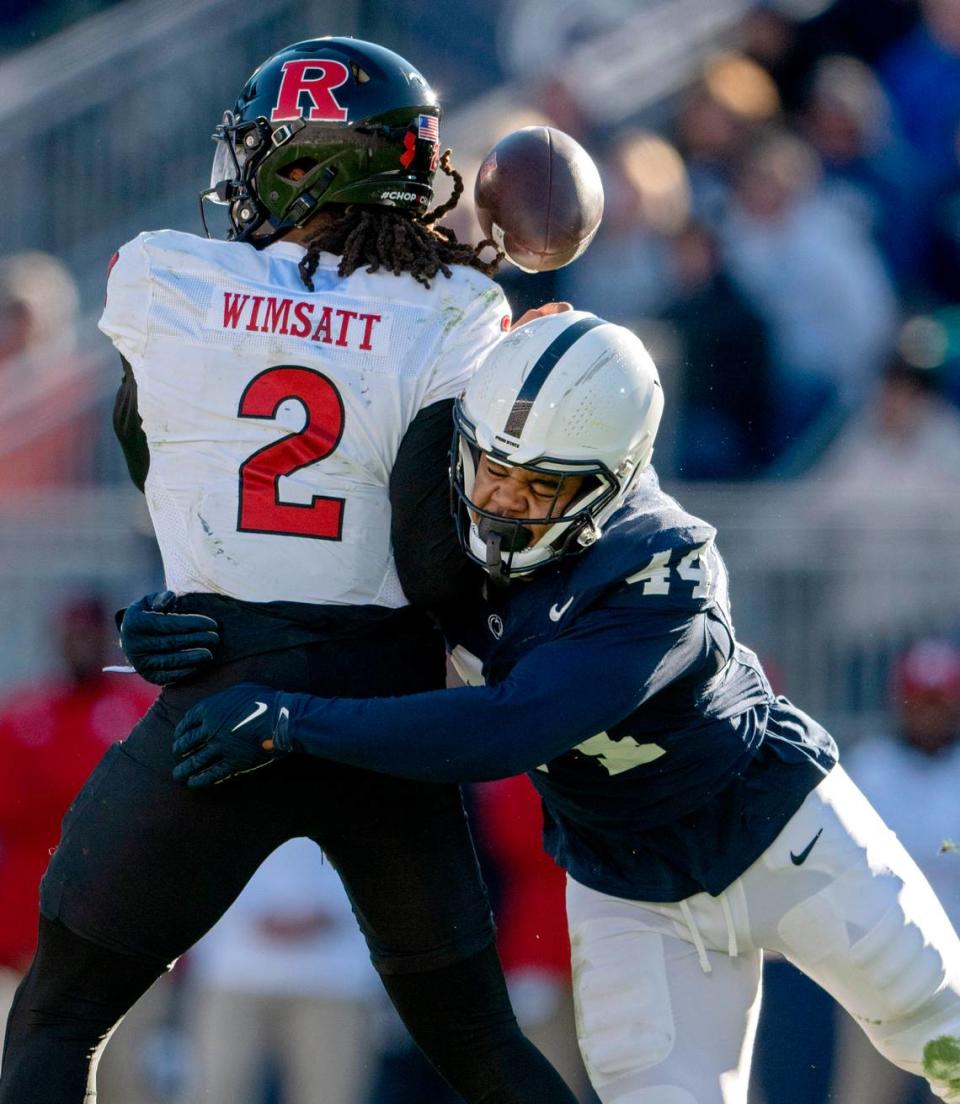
[208,291,388,353]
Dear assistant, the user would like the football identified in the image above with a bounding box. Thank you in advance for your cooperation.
[474,126,604,273]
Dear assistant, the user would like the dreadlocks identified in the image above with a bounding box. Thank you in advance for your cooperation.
[299,151,504,292]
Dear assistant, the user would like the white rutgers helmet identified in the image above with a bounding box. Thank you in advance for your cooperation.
[452,310,664,581]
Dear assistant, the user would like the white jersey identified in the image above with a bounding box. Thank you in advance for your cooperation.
[100,230,510,605]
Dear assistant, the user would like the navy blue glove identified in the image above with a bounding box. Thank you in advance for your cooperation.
[172,683,294,788]
[120,591,220,685]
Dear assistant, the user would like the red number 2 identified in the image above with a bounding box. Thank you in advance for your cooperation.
[237,365,345,540]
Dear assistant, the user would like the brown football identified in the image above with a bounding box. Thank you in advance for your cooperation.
[474,126,604,272]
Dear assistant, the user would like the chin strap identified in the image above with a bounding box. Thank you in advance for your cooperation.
[479,522,509,586]
[477,517,534,586]
[242,222,292,249]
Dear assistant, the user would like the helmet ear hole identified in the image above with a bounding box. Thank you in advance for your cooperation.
[278,157,320,181]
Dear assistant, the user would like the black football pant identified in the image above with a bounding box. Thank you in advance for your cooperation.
[0,624,577,1104]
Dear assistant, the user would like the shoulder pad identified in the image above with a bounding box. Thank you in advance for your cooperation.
[105,230,209,293]
[438,268,511,326]
[566,472,720,610]
[135,229,246,272]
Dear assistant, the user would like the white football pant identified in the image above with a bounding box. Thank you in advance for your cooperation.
[567,766,960,1104]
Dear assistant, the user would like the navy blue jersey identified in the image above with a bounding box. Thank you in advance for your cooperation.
[283,469,838,901]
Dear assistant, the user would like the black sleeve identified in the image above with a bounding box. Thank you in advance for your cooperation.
[113,356,149,493]
[389,398,480,611]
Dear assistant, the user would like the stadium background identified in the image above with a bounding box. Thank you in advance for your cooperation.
[1,1,960,1102]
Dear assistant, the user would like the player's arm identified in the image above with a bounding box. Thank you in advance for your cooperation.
[390,398,482,609]
[113,355,150,492]
[390,304,569,609]
[391,276,511,610]
[172,601,709,787]
[102,237,154,496]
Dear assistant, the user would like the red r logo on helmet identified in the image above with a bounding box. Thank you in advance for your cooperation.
[271,60,349,122]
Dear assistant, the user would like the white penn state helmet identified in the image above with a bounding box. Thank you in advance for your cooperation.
[452,310,664,580]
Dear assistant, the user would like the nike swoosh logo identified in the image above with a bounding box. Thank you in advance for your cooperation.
[549,597,574,622]
[231,701,268,732]
[790,827,823,866]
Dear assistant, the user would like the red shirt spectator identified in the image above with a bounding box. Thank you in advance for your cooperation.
[471,775,570,978]
[470,776,592,1101]
[0,597,156,970]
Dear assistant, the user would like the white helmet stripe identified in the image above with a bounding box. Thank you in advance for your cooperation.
[502,316,605,437]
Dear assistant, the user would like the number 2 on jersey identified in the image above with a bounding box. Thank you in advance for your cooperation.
[237,365,345,540]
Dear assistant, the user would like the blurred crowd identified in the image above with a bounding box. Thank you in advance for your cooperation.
[521,0,960,481]
[9,0,960,488]
[3,1,960,1103]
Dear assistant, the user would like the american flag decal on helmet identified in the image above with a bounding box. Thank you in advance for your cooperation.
[418,114,439,142]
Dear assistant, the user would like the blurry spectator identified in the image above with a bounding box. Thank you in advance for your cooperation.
[804,325,960,650]
[910,302,960,406]
[497,0,639,134]
[813,318,960,488]
[186,837,383,1104]
[740,4,815,111]
[0,251,96,493]
[657,220,773,478]
[801,0,921,67]
[0,285,30,364]
[557,131,690,324]
[366,1013,461,1104]
[873,0,960,299]
[674,51,781,228]
[829,638,960,1104]
[0,594,155,1032]
[749,959,836,1104]
[880,0,960,189]
[753,633,960,1104]
[471,777,592,1103]
[741,0,920,111]
[802,54,935,292]
[0,251,78,376]
[721,127,898,466]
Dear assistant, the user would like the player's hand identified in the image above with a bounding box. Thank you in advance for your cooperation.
[511,302,573,329]
[172,683,293,788]
[120,591,220,685]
